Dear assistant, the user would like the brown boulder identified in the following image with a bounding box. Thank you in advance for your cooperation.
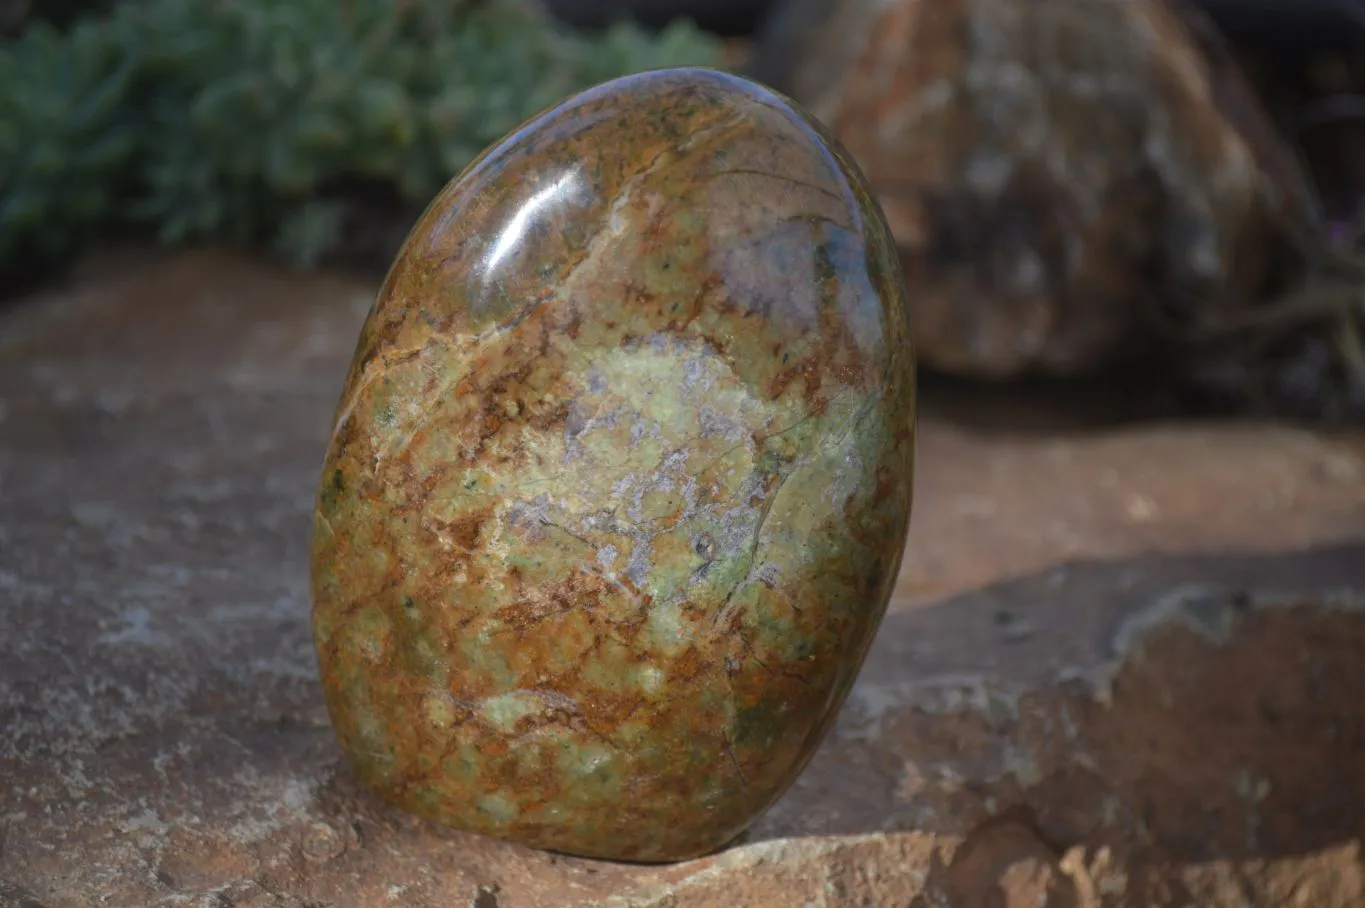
[748,0,1321,379]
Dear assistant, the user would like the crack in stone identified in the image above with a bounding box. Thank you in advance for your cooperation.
[712,467,795,632]
[375,366,477,466]
[706,167,852,210]
[540,519,594,552]
[721,730,749,797]
[738,629,811,687]
[691,411,816,504]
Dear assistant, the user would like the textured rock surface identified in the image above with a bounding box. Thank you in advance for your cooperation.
[747,0,1320,379]
[2,251,1365,906]
[312,68,915,861]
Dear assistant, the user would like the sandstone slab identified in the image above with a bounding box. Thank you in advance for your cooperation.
[2,251,1364,906]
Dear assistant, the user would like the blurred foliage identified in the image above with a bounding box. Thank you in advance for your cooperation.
[0,0,724,274]
[2,0,127,36]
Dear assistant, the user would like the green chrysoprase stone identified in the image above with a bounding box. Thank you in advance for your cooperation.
[310,67,915,863]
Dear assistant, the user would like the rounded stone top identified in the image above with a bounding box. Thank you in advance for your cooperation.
[353,67,908,397]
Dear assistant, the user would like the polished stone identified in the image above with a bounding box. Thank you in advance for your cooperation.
[310,67,916,862]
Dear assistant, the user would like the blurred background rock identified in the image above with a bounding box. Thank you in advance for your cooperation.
[748,0,1365,420]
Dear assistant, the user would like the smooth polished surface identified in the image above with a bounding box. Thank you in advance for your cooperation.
[310,67,916,862]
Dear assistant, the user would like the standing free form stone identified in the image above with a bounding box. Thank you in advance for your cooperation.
[310,67,916,863]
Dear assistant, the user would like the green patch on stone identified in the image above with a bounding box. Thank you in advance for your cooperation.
[312,608,338,648]
[558,740,621,798]
[477,792,520,825]
[636,663,667,695]
[424,693,457,730]
[637,487,687,522]
[785,633,816,663]
[413,786,446,814]
[319,467,347,511]
[340,608,392,663]
[761,420,822,464]
[402,631,449,683]
[345,704,398,784]
[460,624,517,688]
[733,698,788,753]
[644,599,691,655]
[443,744,482,785]
[478,690,546,733]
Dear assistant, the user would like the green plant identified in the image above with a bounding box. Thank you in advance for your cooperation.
[0,0,724,275]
